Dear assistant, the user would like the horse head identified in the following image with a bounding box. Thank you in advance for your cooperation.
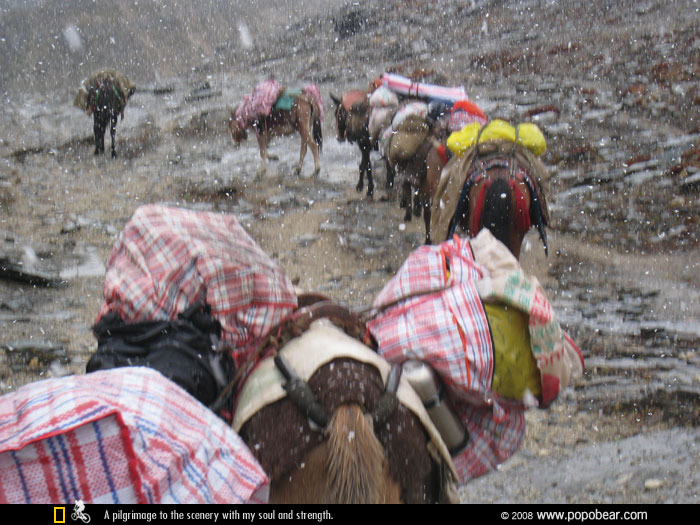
[228,110,248,147]
[330,93,347,142]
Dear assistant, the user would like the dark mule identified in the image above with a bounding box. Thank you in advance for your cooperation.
[229,93,322,177]
[230,303,456,504]
[330,91,390,198]
[86,76,134,158]
[430,141,550,258]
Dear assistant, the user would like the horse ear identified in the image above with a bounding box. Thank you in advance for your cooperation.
[330,93,341,106]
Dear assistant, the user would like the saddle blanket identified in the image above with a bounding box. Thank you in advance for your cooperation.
[368,229,583,482]
[97,204,297,364]
[0,367,269,504]
[381,72,468,104]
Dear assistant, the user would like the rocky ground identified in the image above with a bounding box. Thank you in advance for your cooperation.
[1,0,699,503]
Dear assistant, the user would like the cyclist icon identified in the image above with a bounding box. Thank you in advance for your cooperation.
[71,500,91,524]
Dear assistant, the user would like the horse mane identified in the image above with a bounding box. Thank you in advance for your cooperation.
[325,403,387,504]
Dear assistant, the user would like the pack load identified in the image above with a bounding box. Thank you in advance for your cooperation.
[96,204,297,364]
[449,99,488,132]
[369,85,400,108]
[385,113,433,163]
[88,301,235,413]
[233,79,282,129]
[381,72,468,105]
[73,69,134,116]
[0,367,269,504]
[379,100,429,155]
[367,229,583,482]
[447,119,547,157]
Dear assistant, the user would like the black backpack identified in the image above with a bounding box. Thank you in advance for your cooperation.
[88,302,235,416]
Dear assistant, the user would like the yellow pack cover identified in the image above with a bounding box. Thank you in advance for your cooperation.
[485,302,541,401]
[447,119,546,157]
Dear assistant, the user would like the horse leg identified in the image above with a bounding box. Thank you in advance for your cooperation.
[110,112,118,159]
[361,144,374,198]
[400,177,412,221]
[309,138,321,178]
[385,160,394,191]
[93,114,104,155]
[296,138,307,176]
[422,197,432,244]
[413,187,422,217]
[255,132,267,177]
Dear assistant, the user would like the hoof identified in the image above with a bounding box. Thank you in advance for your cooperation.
[356,183,363,193]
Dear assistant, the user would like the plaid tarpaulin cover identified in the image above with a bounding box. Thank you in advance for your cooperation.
[368,230,583,482]
[234,79,281,129]
[97,204,297,363]
[0,367,269,504]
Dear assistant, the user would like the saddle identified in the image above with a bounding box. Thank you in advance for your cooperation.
[226,296,459,503]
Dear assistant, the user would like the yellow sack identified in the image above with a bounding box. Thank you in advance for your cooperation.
[447,119,547,157]
[484,302,541,401]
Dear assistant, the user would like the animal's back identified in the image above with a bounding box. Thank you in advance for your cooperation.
[240,357,440,503]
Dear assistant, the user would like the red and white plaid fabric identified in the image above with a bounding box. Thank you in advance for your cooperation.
[368,235,526,482]
[97,204,297,362]
[234,79,282,128]
[0,367,269,504]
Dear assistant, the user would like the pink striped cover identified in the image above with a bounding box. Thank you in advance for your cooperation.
[97,204,297,363]
[381,72,468,104]
[368,236,527,482]
[0,367,269,504]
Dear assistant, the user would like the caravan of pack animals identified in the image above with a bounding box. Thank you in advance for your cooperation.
[0,68,583,505]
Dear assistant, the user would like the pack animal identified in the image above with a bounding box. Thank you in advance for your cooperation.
[384,110,450,244]
[229,92,322,177]
[331,91,393,198]
[86,76,134,158]
[430,140,550,258]
[230,301,457,504]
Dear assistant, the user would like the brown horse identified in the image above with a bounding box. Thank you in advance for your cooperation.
[230,305,457,504]
[229,92,322,177]
[330,90,391,198]
[384,112,450,244]
[429,140,550,258]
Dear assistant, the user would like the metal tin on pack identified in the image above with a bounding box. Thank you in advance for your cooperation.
[402,360,469,455]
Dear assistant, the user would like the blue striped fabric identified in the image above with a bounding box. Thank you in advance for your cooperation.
[0,368,269,504]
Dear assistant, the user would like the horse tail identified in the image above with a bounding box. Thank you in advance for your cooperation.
[312,103,323,154]
[480,177,512,248]
[325,403,387,504]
